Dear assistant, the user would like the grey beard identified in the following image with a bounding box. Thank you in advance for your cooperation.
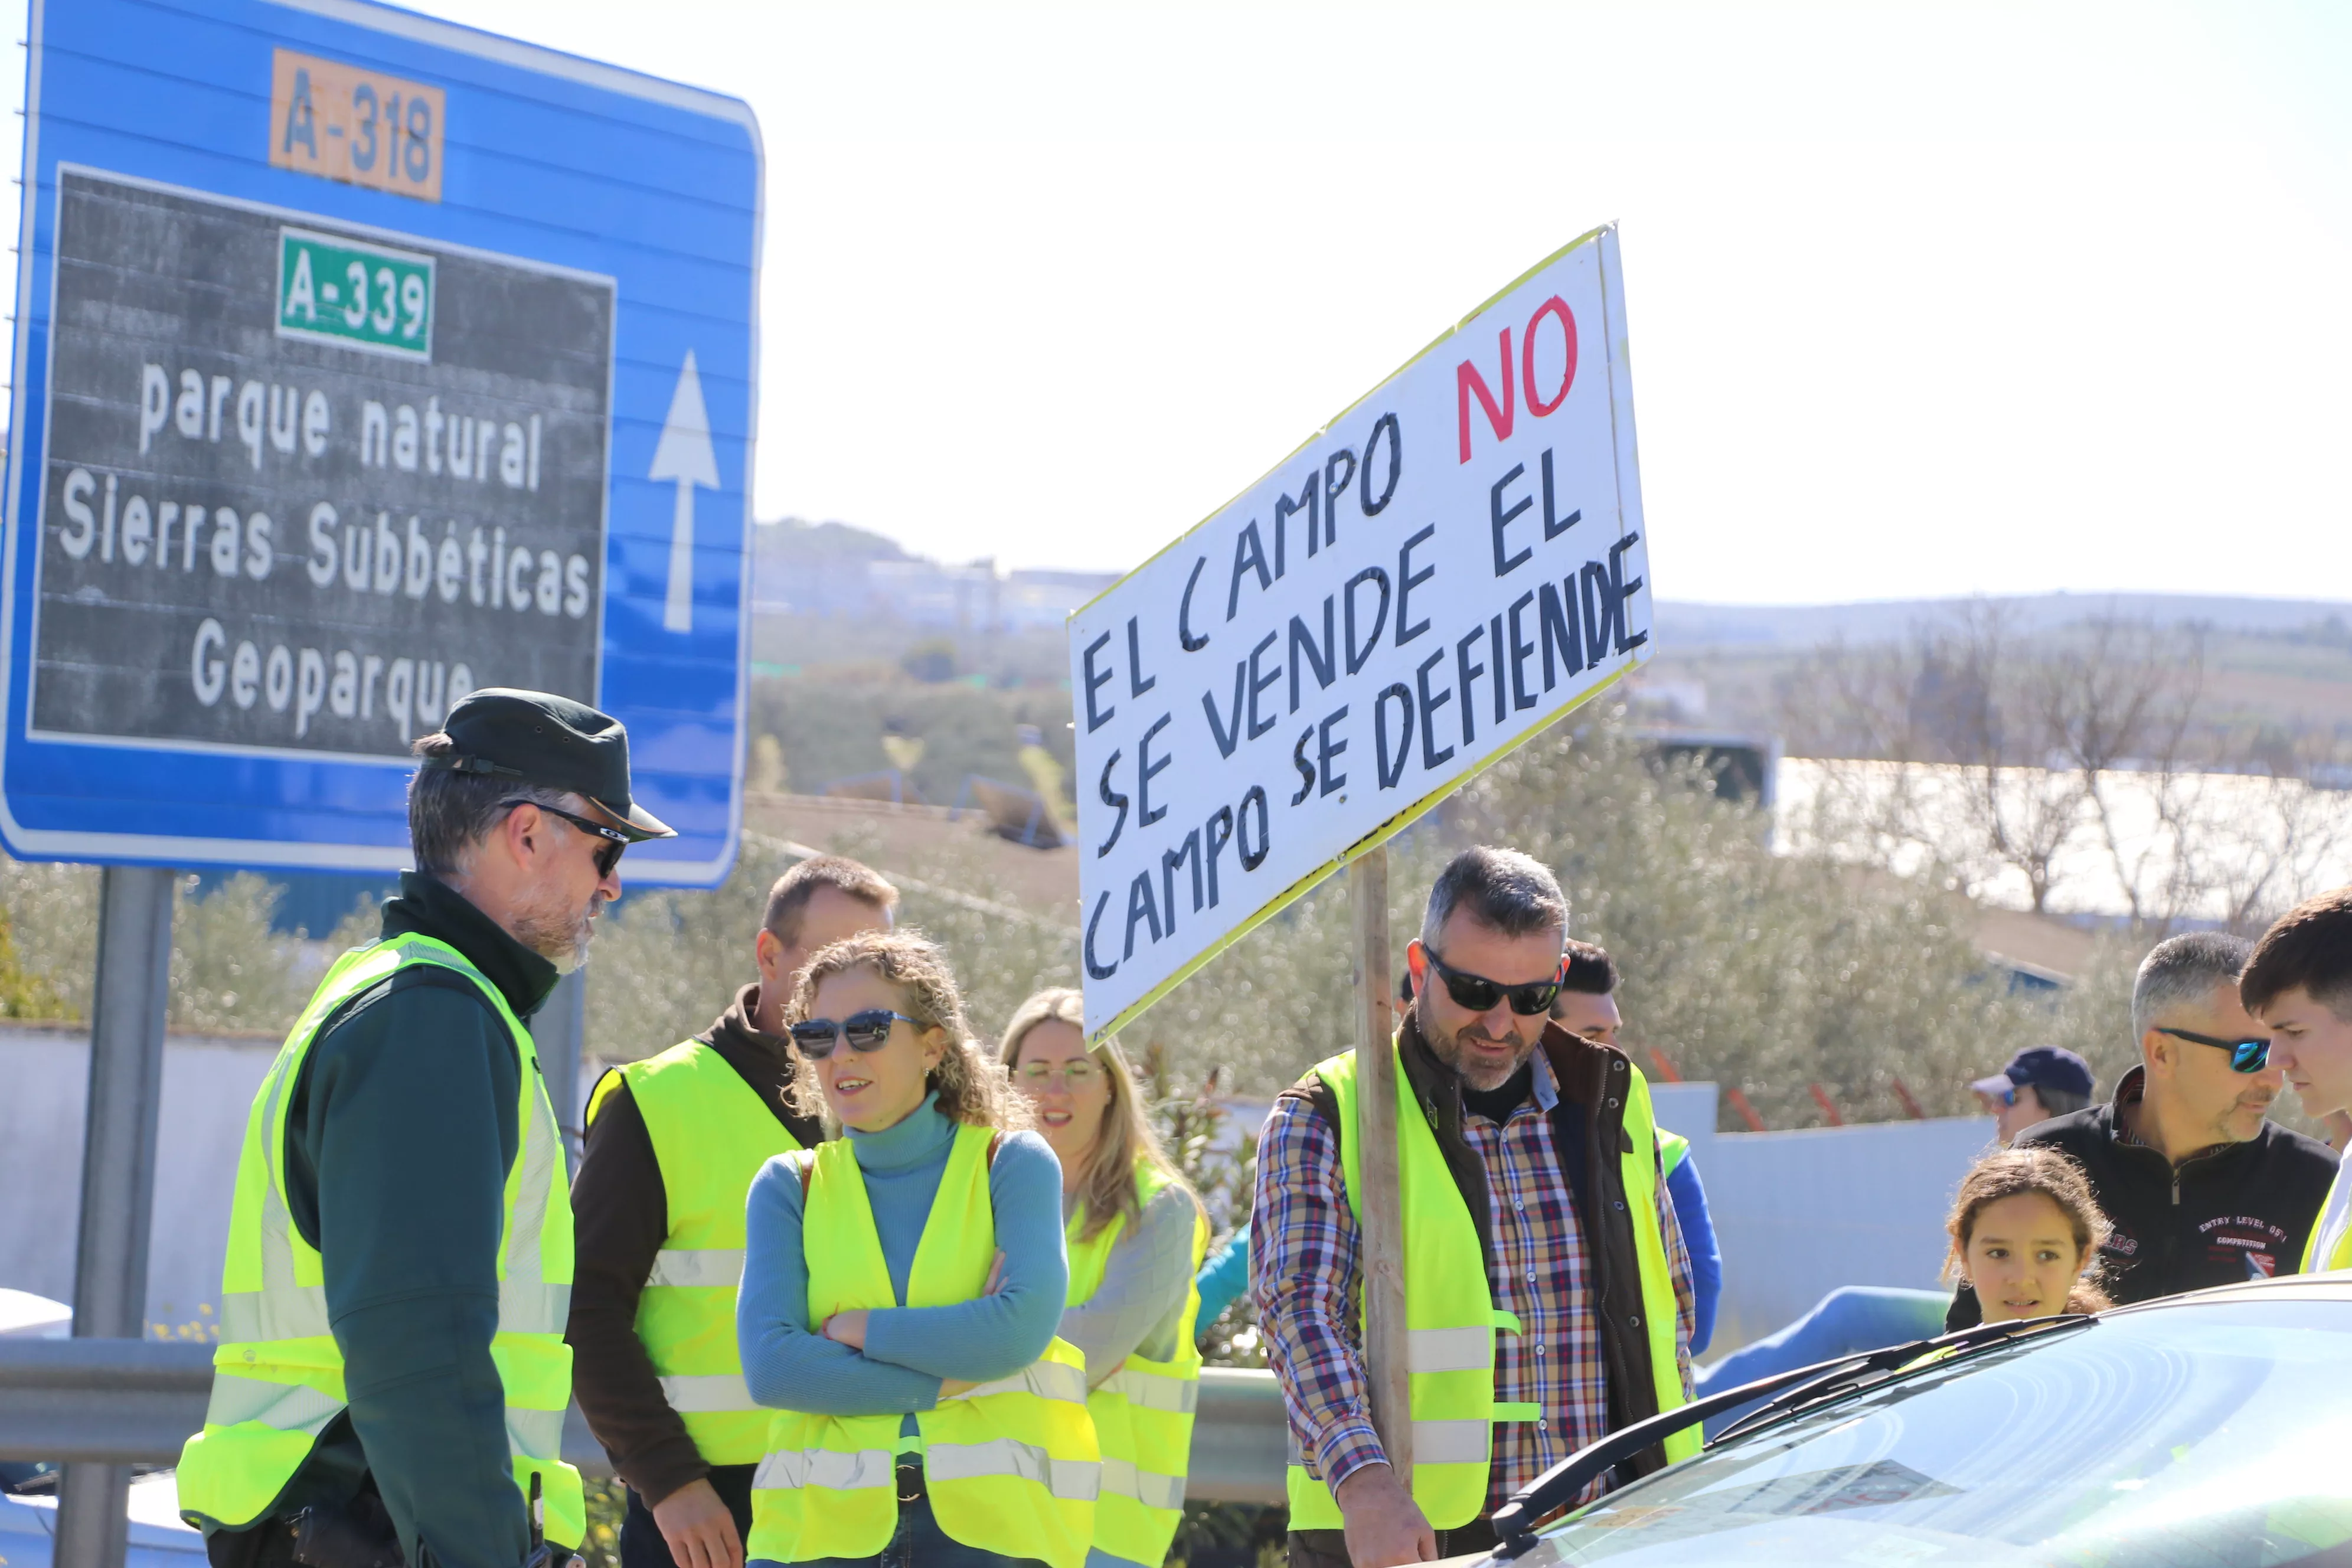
[1417,991,1537,1091]
[511,897,594,974]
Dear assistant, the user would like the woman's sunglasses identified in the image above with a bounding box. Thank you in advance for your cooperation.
[2156,1026,2272,1074]
[1018,1059,1100,1089]
[501,798,628,877]
[1422,948,1564,1017]
[790,1009,923,1059]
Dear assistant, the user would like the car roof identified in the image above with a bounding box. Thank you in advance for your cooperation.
[2099,1272,2352,1312]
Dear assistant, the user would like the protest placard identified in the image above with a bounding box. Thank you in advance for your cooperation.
[1072,224,1653,1038]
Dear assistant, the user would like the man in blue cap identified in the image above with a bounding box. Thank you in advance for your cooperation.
[1971,1045,2096,1146]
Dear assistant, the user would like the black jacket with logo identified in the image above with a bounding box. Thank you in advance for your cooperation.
[1949,1065,2338,1329]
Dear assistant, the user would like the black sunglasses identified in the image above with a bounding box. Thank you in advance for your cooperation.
[502,798,628,877]
[1422,947,1564,1017]
[2156,1026,2271,1074]
[790,1009,924,1059]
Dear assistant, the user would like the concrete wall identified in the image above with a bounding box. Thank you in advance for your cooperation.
[0,1025,279,1331]
[2,1024,608,1333]
[1675,1084,1998,1356]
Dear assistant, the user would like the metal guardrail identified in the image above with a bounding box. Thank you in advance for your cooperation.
[0,1341,1289,1506]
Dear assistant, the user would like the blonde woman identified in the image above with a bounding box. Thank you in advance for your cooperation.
[737,933,1097,1568]
[999,989,1207,1568]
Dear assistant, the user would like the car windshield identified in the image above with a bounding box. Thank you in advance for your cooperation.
[1519,1298,2352,1567]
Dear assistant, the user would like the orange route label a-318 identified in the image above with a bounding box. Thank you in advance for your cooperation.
[269,48,446,204]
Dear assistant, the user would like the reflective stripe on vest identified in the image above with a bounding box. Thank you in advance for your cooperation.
[648,1249,748,1288]
[175,934,585,1547]
[1617,1070,1701,1467]
[746,1121,1100,1568]
[2304,1165,2352,1274]
[1284,1043,1697,1531]
[605,1040,803,1463]
[1063,1159,1207,1567]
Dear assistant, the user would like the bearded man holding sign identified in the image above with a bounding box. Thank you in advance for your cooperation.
[1252,848,1696,1568]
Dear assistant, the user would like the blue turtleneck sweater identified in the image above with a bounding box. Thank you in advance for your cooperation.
[737,1093,1067,1415]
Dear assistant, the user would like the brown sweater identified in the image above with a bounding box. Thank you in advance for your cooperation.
[565,984,824,1502]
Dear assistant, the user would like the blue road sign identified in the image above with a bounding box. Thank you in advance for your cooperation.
[1,0,762,884]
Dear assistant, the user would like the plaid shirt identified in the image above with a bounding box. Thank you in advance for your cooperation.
[1253,1048,1695,1514]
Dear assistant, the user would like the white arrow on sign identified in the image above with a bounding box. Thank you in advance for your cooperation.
[650,350,719,634]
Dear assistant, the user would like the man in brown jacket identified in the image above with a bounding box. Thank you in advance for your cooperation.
[567,856,897,1568]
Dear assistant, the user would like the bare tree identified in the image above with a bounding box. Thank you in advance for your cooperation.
[2030,616,2205,926]
[1782,608,2230,922]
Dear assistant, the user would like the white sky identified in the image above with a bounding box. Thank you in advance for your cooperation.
[12,2,2352,604]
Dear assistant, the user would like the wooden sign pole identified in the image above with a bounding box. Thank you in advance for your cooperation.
[1352,847,1412,1487]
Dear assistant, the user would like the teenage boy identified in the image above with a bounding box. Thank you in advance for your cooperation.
[2242,887,2352,1272]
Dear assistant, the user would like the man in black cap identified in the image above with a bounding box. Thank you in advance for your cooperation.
[177,690,672,1568]
[1969,1046,2096,1146]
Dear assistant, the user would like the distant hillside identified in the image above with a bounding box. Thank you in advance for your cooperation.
[738,521,2352,784]
[1632,592,2352,750]
[1655,592,2351,651]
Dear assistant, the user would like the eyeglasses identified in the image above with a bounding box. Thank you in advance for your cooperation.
[2155,1027,2272,1074]
[790,1010,924,1059]
[1422,947,1564,1017]
[1978,1083,2018,1108]
[502,798,628,877]
[1017,1059,1100,1089]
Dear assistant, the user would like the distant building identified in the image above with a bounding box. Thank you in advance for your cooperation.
[1001,569,1121,629]
[751,517,1118,632]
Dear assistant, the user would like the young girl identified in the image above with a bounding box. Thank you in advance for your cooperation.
[999,989,1206,1568]
[737,933,1096,1568]
[1945,1148,2115,1323]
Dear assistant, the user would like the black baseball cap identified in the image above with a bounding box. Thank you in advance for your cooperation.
[1972,1046,2095,1102]
[422,688,675,842]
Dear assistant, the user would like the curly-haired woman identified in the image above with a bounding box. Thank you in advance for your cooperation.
[737,932,1096,1568]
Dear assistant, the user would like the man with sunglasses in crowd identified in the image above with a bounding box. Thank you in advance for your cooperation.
[177,690,671,1568]
[1949,932,2339,1329]
[1254,847,1695,1568]
[1968,1046,2097,1146]
[567,854,897,1568]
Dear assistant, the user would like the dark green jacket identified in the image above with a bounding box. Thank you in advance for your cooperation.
[213,871,560,1568]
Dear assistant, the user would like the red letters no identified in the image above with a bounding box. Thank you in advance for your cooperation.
[1521,296,1576,417]
[1456,328,1514,464]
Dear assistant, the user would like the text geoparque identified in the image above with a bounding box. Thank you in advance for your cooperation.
[1071,228,1653,1040]
[31,168,613,759]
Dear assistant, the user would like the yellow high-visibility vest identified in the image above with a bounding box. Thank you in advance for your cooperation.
[1286,1043,1697,1530]
[176,934,584,1546]
[1064,1160,1207,1567]
[746,1121,1099,1568]
[2304,1165,2352,1273]
[587,1040,803,1465]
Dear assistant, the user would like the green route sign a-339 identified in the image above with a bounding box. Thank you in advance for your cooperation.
[277,230,435,361]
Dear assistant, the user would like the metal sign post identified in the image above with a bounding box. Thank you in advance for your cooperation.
[538,968,589,1170]
[53,867,175,1568]
[1351,848,1412,1484]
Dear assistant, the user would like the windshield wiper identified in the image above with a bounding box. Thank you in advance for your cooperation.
[1707,1313,2095,1443]
[1485,1313,2096,1555]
